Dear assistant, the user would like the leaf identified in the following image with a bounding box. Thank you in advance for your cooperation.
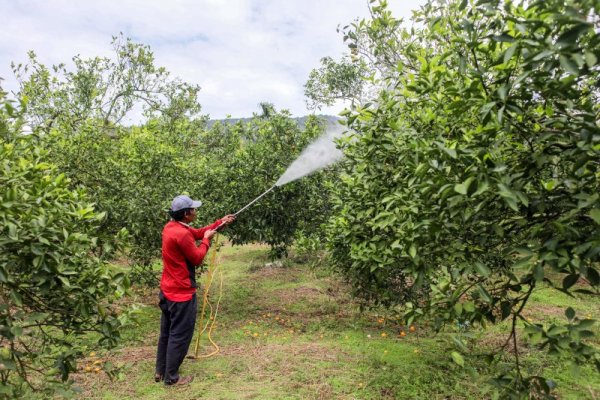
[559,55,579,75]
[588,209,600,224]
[464,302,475,313]
[498,184,519,211]
[497,85,508,101]
[10,326,23,338]
[474,261,491,277]
[459,55,467,74]
[478,284,493,303]
[576,319,596,330]
[565,307,575,321]
[503,197,519,212]
[454,184,468,195]
[473,179,489,196]
[57,276,71,288]
[454,177,475,196]
[480,101,496,116]
[437,143,457,159]
[556,24,591,47]
[543,179,558,191]
[562,274,579,290]
[454,302,463,316]
[409,244,417,258]
[532,50,554,61]
[586,268,599,286]
[503,43,518,64]
[10,290,23,307]
[451,351,465,367]
[533,263,544,282]
[547,325,568,337]
[500,301,511,320]
[492,33,514,43]
[4,102,15,117]
[512,255,533,270]
[452,335,468,351]
[584,52,597,68]
[497,105,505,124]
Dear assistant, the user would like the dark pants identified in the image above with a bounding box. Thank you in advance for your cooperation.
[155,291,197,384]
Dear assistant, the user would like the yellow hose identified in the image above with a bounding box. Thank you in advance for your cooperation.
[193,233,224,359]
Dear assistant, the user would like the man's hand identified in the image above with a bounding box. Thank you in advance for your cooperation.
[220,214,236,226]
[204,229,217,240]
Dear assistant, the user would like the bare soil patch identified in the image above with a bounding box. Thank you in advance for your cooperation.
[250,263,301,279]
[271,285,325,304]
[478,332,533,356]
[523,304,565,319]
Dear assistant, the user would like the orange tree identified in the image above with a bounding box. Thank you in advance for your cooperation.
[13,34,336,282]
[0,92,131,399]
[327,0,599,397]
[197,107,335,259]
[12,36,207,284]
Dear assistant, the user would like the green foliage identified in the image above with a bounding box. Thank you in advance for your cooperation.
[14,36,207,284]
[304,0,408,110]
[44,120,207,270]
[13,34,201,133]
[13,33,338,279]
[199,109,336,259]
[0,92,131,398]
[327,0,600,397]
[292,229,329,268]
[304,56,367,110]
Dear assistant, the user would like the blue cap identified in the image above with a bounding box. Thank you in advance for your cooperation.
[171,195,202,212]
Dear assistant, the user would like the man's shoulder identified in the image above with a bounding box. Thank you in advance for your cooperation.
[164,220,188,228]
[165,221,195,235]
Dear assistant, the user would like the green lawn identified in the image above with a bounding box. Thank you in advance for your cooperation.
[71,243,600,399]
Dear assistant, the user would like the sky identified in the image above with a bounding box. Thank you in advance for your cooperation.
[0,0,425,120]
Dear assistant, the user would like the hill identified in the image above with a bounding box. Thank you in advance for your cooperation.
[207,114,341,129]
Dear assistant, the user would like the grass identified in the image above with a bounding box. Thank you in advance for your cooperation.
[71,242,600,399]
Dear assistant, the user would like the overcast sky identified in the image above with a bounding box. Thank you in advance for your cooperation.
[0,0,425,119]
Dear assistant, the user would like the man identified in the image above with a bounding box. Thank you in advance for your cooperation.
[155,194,235,386]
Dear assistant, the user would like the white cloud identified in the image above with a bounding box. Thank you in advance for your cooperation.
[0,0,425,119]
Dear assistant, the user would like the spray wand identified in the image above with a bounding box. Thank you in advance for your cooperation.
[215,184,277,230]
[234,184,277,217]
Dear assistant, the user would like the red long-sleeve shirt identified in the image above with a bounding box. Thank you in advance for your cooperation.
[160,219,222,302]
